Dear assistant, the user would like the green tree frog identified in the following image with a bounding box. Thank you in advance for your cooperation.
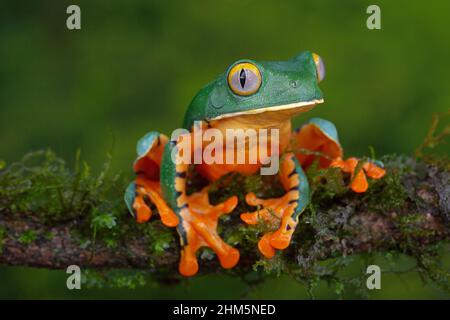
[125,51,385,276]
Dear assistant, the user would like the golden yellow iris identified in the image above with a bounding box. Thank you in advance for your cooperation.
[227,62,262,96]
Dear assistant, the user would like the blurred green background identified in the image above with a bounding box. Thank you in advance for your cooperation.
[0,0,449,299]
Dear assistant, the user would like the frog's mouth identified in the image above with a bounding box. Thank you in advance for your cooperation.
[210,99,324,121]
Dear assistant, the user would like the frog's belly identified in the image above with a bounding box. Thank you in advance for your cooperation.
[195,162,262,181]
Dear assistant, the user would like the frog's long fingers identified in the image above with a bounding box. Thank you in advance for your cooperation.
[132,193,153,223]
[190,220,240,269]
[267,154,309,251]
[241,208,271,225]
[184,186,238,219]
[135,178,179,227]
[242,193,292,225]
[185,192,240,269]
[211,195,238,218]
[245,192,266,206]
[350,160,385,193]
[144,187,179,227]
[125,132,171,224]
[331,157,385,193]
[335,157,368,193]
[179,227,239,275]
[243,154,310,258]
[242,191,292,227]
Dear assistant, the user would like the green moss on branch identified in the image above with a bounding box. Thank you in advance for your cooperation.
[0,150,449,295]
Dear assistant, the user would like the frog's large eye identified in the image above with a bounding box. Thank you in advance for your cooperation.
[227,62,262,96]
[312,53,325,82]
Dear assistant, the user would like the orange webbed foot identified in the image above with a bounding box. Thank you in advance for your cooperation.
[240,153,306,259]
[178,187,240,276]
[330,157,386,193]
[240,193,298,258]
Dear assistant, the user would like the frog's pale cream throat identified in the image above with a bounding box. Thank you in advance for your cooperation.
[209,98,324,121]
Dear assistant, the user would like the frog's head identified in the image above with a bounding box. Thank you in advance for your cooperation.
[183,51,326,129]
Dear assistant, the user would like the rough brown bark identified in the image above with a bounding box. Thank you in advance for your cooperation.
[0,159,449,274]
[0,212,176,270]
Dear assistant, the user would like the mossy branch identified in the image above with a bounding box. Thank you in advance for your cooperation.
[0,150,449,291]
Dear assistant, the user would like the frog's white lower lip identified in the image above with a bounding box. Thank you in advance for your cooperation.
[210,99,324,121]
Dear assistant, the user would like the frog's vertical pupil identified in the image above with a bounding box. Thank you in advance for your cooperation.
[239,69,246,88]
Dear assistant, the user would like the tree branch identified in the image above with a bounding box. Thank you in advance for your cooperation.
[0,154,449,277]
[0,212,176,269]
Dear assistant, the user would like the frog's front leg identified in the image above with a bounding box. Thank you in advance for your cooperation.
[126,131,240,276]
[161,136,240,276]
[240,153,309,258]
[293,118,386,193]
[125,132,179,226]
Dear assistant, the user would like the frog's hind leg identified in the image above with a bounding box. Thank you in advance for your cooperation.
[292,117,386,193]
[241,153,309,258]
[161,135,240,276]
[292,117,343,169]
[124,132,179,227]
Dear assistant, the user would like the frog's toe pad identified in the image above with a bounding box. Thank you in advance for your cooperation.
[258,234,276,259]
[218,247,240,269]
[179,246,199,277]
[270,229,294,250]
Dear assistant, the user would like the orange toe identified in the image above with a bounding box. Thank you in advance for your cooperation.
[351,169,368,193]
[364,162,386,179]
[343,157,358,172]
[221,196,239,214]
[258,233,276,259]
[245,192,263,206]
[240,212,259,225]
[218,247,240,269]
[133,197,152,223]
[159,211,179,227]
[332,157,385,193]
[270,229,292,250]
[150,193,179,227]
[179,247,199,277]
